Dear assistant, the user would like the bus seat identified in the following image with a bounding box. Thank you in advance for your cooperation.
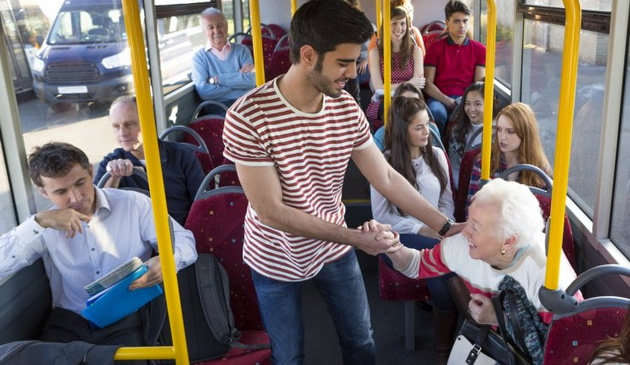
[96,169,150,197]
[378,256,431,351]
[454,148,481,222]
[422,30,445,51]
[543,265,630,365]
[0,259,51,344]
[160,125,214,174]
[185,186,262,331]
[194,165,240,201]
[194,329,271,365]
[186,116,230,169]
[420,20,446,34]
[265,35,290,80]
[265,24,287,40]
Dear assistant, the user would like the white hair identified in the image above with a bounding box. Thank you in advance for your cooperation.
[201,7,225,19]
[472,178,544,250]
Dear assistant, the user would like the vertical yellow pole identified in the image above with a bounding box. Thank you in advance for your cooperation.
[383,0,391,127]
[544,0,581,290]
[116,1,189,364]
[249,0,266,86]
[376,0,382,38]
[290,0,297,16]
[480,0,496,181]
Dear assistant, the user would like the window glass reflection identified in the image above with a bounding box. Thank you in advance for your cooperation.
[521,21,608,217]
[0,143,17,235]
[523,0,611,12]
[480,1,514,88]
[609,48,630,259]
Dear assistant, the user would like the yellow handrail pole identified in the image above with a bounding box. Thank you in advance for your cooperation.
[480,0,497,181]
[290,0,297,16]
[117,1,189,363]
[376,0,382,38]
[383,0,391,126]
[544,0,581,290]
[249,0,265,86]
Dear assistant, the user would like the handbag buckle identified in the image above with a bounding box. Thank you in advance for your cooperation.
[466,344,482,364]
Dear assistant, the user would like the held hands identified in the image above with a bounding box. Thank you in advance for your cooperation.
[468,293,498,325]
[129,256,163,290]
[356,219,403,256]
[35,209,90,238]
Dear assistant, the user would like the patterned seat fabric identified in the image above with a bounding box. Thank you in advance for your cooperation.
[378,256,430,302]
[194,330,271,365]
[185,117,240,189]
[535,194,578,271]
[543,307,627,365]
[185,190,261,331]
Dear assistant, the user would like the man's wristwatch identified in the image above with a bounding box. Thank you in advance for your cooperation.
[209,76,217,85]
[438,218,454,236]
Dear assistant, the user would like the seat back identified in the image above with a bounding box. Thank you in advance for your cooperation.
[187,116,227,169]
[160,125,214,174]
[195,165,241,200]
[96,169,149,189]
[191,100,229,120]
[265,35,291,80]
[185,187,262,331]
[543,265,630,365]
[454,148,481,222]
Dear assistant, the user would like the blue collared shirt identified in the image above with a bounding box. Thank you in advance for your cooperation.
[0,187,197,314]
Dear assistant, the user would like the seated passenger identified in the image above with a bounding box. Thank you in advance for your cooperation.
[370,96,456,363]
[367,0,426,57]
[191,7,256,115]
[467,102,552,207]
[377,178,579,364]
[424,1,486,135]
[93,96,204,226]
[590,304,630,364]
[342,0,371,104]
[366,6,425,126]
[446,81,486,189]
[0,142,197,355]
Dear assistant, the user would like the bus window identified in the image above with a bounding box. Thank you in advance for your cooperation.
[521,20,608,218]
[522,0,612,12]
[0,142,17,235]
[480,1,514,88]
[610,44,630,260]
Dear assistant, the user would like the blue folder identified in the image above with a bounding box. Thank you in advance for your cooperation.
[81,265,163,328]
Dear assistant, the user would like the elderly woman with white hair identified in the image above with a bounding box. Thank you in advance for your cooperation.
[381,178,578,326]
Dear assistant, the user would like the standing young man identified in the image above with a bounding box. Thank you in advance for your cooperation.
[424,0,486,135]
[222,1,461,363]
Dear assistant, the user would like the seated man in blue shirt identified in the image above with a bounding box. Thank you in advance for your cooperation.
[0,142,197,356]
[93,96,204,226]
[191,7,256,114]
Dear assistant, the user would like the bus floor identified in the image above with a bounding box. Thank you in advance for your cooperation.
[303,251,433,365]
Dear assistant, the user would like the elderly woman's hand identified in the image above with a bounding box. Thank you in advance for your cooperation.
[468,293,498,325]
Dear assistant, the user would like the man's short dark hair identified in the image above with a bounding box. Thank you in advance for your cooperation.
[289,0,374,64]
[29,142,91,187]
[445,0,470,20]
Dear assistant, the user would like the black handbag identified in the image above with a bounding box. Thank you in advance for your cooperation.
[447,290,533,365]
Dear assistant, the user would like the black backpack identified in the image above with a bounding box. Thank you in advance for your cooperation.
[158,253,267,363]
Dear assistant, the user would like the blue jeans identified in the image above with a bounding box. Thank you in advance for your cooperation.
[381,234,456,311]
[427,96,459,136]
[250,250,375,365]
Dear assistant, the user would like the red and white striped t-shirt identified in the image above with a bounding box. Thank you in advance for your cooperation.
[223,78,372,282]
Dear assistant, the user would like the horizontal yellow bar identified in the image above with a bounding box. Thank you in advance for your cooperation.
[114,346,176,360]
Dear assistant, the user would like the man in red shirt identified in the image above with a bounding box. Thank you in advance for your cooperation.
[424,1,486,135]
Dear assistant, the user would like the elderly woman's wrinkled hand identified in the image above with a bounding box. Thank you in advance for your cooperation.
[468,293,498,326]
[356,221,401,256]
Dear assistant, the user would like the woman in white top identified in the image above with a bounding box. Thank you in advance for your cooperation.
[371,96,454,239]
[370,96,456,364]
